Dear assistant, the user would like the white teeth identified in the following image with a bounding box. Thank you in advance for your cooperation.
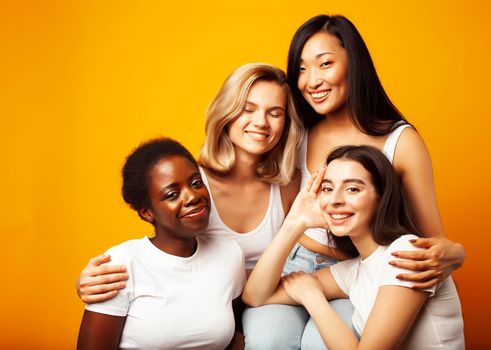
[330,213,352,220]
[246,131,268,140]
[311,90,330,99]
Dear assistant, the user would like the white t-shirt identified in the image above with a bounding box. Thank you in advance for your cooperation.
[85,235,246,350]
[330,235,464,349]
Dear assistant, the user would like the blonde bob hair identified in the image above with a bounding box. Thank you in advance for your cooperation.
[199,63,304,185]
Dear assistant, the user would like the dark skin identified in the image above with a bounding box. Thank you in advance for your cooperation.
[77,312,126,350]
[77,156,211,350]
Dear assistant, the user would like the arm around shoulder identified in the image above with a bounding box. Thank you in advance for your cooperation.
[393,129,465,284]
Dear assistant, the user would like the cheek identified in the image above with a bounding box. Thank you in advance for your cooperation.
[318,194,329,211]
[198,188,210,201]
[272,118,285,136]
[327,68,347,87]
[227,118,243,137]
[297,75,307,92]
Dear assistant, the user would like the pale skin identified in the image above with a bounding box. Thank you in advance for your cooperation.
[295,31,464,288]
[77,32,464,300]
[242,162,430,350]
[76,80,300,302]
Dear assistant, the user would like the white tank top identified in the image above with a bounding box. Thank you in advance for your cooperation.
[199,167,285,269]
[298,123,412,246]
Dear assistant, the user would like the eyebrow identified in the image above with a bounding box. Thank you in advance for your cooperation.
[300,51,335,62]
[322,178,367,185]
[159,171,201,193]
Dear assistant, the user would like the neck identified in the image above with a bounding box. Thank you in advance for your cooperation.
[349,229,379,260]
[319,104,354,129]
[227,149,261,183]
[150,231,197,258]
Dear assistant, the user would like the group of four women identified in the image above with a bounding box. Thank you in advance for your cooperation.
[76,14,465,349]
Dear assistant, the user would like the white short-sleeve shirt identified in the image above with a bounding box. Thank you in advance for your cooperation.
[330,234,464,349]
[85,235,246,350]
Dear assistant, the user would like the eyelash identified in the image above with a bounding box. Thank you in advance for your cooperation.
[321,187,360,193]
[192,179,204,188]
[164,192,178,201]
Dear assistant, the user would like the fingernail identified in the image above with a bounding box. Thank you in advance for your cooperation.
[389,261,396,266]
[391,252,399,257]
[396,275,403,280]
[409,239,416,243]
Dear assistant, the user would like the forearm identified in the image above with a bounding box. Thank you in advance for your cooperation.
[242,218,306,306]
[303,294,358,350]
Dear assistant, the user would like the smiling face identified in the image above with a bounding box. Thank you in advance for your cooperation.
[297,31,349,116]
[227,80,286,159]
[140,155,210,239]
[319,159,378,239]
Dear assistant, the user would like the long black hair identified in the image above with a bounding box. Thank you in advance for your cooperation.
[287,15,410,135]
[325,145,422,258]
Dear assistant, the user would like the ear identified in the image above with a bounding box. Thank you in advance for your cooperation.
[139,207,154,223]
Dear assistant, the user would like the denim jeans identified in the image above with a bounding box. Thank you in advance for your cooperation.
[243,243,355,350]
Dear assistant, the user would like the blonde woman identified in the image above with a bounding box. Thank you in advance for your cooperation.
[75,63,320,348]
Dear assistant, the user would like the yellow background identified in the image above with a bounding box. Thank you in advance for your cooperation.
[1,0,490,348]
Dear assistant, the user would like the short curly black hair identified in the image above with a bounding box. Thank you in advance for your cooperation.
[122,138,198,215]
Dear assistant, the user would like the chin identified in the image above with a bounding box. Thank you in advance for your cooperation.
[187,218,210,233]
[329,228,351,238]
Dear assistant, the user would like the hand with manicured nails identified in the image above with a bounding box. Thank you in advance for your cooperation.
[390,237,465,289]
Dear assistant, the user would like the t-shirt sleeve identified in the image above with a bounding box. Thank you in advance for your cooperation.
[380,235,436,297]
[329,258,359,296]
[84,245,133,317]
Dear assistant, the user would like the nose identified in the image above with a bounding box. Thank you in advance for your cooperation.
[307,68,322,89]
[182,187,201,206]
[329,188,344,206]
[251,110,268,128]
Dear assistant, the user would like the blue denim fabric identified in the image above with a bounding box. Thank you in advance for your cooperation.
[243,243,355,350]
[283,242,338,275]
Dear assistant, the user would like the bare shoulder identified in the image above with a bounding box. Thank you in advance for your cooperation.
[280,168,301,214]
[394,127,432,175]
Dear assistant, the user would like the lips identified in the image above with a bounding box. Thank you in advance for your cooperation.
[309,89,331,103]
[245,130,269,141]
[180,205,208,220]
[328,212,353,225]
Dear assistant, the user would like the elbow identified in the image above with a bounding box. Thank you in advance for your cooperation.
[241,289,264,308]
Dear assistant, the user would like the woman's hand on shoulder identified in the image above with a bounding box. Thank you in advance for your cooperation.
[390,237,465,289]
[77,254,129,304]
